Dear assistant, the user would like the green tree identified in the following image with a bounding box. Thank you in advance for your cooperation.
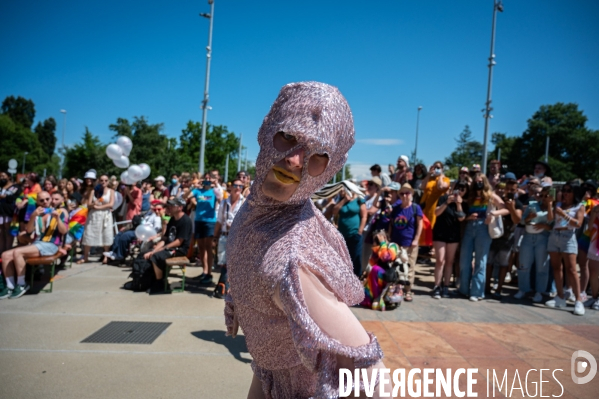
[64,128,114,178]
[1,95,35,129]
[496,103,599,181]
[330,164,352,183]
[0,114,49,175]
[445,125,484,170]
[178,121,241,182]
[34,117,57,158]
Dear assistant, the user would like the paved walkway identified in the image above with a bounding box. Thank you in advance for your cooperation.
[0,259,597,398]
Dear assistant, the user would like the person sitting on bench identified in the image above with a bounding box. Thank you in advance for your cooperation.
[103,200,163,263]
[0,191,69,299]
[143,197,192,294]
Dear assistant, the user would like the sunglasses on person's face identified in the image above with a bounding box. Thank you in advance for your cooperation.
[399,192,411,196]
[100,179,108,183]
[39,198,51,203]
[232,184,243,189]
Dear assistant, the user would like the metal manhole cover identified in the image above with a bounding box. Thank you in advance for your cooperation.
[81,321,172,344]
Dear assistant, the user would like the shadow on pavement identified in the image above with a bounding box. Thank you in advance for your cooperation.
[191,330,251,364]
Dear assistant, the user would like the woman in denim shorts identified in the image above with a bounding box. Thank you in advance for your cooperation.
[545,182,585,315]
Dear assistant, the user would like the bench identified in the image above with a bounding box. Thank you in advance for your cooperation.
[27,252,62,293]
[164,256,189,293]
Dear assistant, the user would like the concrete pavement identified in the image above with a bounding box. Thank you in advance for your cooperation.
[1,258,598,398]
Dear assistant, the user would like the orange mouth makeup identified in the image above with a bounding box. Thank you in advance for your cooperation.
[272,166,300,184]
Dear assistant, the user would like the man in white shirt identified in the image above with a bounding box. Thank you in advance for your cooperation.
[104,201,163,262]
[212,179,245,298]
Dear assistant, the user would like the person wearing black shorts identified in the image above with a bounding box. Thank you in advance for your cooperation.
[144,197,192,293]
[431,182,467,298]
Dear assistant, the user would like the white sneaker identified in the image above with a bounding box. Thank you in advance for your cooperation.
[564,288,575,302]
[574,301,585,316]
[546,296,567,308]
[469,296,479,302]
[504,272,512,283]
[580,292,588,302]
[491,283,498,291]
[102,251,116,260]
[592,299,599,311]
[532,292,543,303]
[514,290,527,299]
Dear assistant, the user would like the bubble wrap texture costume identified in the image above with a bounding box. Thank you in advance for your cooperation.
[225,82,383,398]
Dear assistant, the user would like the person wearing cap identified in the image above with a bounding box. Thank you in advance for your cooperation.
[515,181,551,303]
[188,172,218,285]
[360,176,384,270]
[458,166,472,184]
[153,176,168,204]
[369,164,391,187]
[382,183,423,302]
[103,200,163,263]
[533,161,553,185]
[143,197,192,293]
[393,155,412,184]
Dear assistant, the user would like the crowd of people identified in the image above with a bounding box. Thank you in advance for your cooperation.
[0,168,251,298]
[1,155,598,316]
[318,156,599,317]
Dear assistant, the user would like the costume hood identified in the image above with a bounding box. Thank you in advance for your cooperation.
[250,81,355,206]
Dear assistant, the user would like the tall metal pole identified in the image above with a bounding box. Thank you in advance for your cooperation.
[481,0,503,176]
[198,0,215,175]
[342,164,346,181]
[59,109,66,179]
[497,148,501,162]
[22,152,28,174]
[224,153,229,183]
[544,136,549,163]
[237,132,242,172]
[244,149,248,171]
[414,106,422,161]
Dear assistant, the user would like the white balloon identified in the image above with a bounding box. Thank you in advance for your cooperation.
[116,136,133,156]
[113,155,130,169]
[128,165,143,181]
[112,191,123,211]
[135,224,155,241]
[8,159,17,169]
[106,144,123,160]
[139,163,151,180]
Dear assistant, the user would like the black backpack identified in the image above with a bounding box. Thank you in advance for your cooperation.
[124,256,155,292]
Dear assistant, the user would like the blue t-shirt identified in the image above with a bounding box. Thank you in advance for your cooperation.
[388,202,423,247]
[192,188,217,223]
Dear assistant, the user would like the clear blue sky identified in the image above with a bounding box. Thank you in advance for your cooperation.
[2,0,598,179]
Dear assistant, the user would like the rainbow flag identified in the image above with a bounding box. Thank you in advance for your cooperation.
[361,264,386,309]
[68,206,88,241]
[23,193,38,222]
[9,213,19,237]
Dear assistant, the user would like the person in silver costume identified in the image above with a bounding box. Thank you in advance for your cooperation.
[225,82,388,398]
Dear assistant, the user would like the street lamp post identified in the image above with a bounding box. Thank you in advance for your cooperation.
[224,153,229,184]
[22,152,28,174]
[414,106,423,161]
[237,132,242,172]
[481,0,503,176]
[198,0,215,175]
[59,109,66,179]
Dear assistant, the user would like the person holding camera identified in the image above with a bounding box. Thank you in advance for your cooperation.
[545,182,586,315]
[431,181,468,298]
[515,183,552,302]
[486,177,523,299]
[420,161,450,230]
